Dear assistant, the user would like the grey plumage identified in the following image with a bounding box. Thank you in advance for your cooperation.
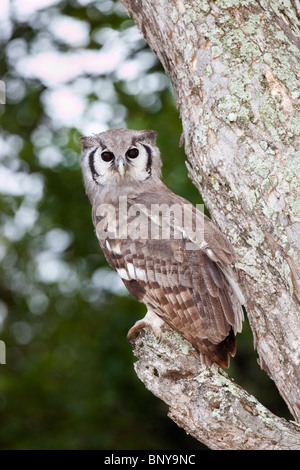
[81,128,244,367]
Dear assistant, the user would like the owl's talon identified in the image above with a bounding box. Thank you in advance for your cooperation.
[127,310,165,343]
[127,320,148,342]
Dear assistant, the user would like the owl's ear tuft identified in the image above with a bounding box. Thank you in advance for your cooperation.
[135,130,158,146]
[80,136,98,150]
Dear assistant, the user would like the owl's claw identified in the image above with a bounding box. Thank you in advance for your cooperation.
[127,310,165,343]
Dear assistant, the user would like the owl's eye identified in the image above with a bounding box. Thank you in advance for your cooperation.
[126,148,139,159]
[101,151,114,162]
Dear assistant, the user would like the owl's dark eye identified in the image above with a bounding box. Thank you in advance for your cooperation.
[101,151,114,162]
[126,148,139,159]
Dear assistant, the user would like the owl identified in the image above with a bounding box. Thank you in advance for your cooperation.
[81,128,245,368]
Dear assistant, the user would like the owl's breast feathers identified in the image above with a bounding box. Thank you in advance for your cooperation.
[93,189,244,368]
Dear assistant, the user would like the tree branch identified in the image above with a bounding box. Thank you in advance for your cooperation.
[131,327,300,450]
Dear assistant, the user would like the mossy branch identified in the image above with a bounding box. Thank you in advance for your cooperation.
[130,328,300,450]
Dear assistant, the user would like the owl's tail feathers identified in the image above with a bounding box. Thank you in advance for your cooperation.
[196,328,236,369]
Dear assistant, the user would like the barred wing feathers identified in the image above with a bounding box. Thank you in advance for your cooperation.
[94,190,244,367]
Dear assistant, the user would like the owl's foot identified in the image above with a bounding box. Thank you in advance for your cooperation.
[127,310,165,342]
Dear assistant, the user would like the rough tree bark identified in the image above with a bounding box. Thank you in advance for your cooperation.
[119,0,300,449]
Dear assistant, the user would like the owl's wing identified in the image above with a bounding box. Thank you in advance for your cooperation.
[95,190,244,367]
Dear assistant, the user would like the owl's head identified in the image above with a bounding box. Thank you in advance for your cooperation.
[81,128,162,202]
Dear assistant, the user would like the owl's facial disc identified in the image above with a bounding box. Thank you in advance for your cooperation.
[114,146,140,180]
[94,140,152,184]
[100,148,128,180]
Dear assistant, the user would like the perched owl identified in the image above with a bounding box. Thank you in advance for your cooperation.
[81,128,245,368]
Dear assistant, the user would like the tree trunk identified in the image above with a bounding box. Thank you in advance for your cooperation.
[119,0,300,448]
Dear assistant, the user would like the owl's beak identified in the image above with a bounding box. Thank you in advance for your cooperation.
[117,159,126,179]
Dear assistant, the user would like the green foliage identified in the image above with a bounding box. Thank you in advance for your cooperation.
[0,0,291,450]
